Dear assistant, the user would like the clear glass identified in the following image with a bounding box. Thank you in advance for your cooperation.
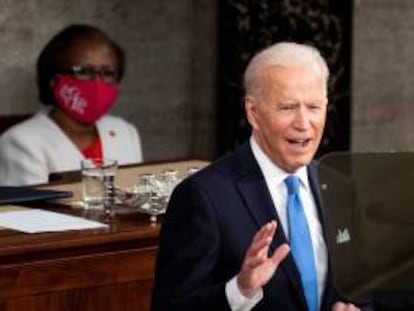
[102,172,116,219]
[159,169,180,200]
[135,173,166,223]
[81,158,118,210]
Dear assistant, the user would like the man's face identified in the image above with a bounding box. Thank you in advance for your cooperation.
[246,64,328,173]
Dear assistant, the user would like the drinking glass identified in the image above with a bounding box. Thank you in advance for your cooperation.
[136,173,165,223]
[81,158,118,210]
[160,169,179,195]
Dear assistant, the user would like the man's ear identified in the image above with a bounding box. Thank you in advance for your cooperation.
[245,96,259,131]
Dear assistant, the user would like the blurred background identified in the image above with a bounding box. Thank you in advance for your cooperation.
[0,0,412,162]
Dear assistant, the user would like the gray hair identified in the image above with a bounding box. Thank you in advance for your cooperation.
[244,42,329,99]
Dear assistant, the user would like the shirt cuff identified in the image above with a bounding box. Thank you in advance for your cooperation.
[225,276,263,311]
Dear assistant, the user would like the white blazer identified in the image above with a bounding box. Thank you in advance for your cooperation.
[0,110,143,186]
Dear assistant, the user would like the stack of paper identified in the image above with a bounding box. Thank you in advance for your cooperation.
[0,209,107,233]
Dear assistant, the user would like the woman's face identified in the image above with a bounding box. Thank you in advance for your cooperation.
[50,39,121,126]
[60,39,119,84]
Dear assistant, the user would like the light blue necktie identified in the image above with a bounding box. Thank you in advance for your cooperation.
[285,175,318,311]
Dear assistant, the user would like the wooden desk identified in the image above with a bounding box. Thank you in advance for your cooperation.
[0,160,209,310]
[0,202,159,311]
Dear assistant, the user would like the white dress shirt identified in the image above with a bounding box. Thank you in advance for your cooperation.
[225,136,328,311]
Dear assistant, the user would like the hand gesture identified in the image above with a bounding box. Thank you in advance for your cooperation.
[237,220,290,297]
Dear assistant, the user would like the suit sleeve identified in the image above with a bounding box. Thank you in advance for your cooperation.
[0,131,48,186]
[151,179,231,311]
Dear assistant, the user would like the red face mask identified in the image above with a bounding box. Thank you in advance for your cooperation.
[52,75,119,125]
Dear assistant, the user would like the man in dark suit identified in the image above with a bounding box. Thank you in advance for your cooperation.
[151,42,359,311]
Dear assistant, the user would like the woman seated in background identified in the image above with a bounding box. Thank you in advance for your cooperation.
[0,24,143,186]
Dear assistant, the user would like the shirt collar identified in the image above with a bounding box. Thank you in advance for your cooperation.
[250,136,309,189]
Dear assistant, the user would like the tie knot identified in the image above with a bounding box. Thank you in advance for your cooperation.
[285,175,300,195]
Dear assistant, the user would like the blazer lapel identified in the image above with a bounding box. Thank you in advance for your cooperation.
[308,162,338,303]
[234,142,278,227]
[308,163,323,218]
[233,142,308,308]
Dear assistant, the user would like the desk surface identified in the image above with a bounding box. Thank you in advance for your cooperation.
[0,159,209,310]
[0,202,160,263]
[0,200,160,311]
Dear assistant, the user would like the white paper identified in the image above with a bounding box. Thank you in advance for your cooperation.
[0,209,108,233]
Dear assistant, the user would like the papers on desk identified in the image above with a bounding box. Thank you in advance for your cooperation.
[0,209,108,233]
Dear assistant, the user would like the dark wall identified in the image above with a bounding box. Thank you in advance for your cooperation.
[217,0,352,158]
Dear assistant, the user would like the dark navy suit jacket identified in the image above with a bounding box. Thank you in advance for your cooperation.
[151,141,339,311]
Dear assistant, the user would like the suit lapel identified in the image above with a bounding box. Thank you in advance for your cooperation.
[233,142,307,307]
[308,164,323,217]
[234,142,278,227]
[308,162,337,303]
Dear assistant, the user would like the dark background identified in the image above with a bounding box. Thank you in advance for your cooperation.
[217,0,352,158]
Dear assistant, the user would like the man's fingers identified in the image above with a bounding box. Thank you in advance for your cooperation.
[245,252,267,269]
[271,243,290,266]
[243,220,286,272]
[247,221,277,256]
[246,235,272,258]
[237,223,289,298]
[253,221,276,242]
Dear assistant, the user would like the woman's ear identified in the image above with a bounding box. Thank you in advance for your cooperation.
[49,75,57,88]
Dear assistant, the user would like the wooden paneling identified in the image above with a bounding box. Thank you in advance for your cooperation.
[5,281,153,311]
[0,203,160,311]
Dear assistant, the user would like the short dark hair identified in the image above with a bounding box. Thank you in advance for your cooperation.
[36,24,125,105]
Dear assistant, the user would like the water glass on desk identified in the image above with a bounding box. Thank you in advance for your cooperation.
[81,158,118,209]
